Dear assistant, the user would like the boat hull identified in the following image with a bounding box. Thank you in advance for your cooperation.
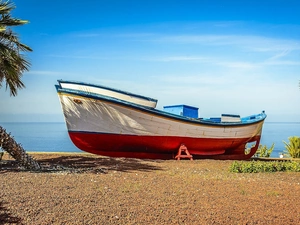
[68,132,261,160]
[56,85,266,160]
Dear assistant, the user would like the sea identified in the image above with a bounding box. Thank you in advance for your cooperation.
[0,122,299,158]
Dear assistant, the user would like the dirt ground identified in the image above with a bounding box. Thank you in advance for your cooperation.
[1,152,300,225]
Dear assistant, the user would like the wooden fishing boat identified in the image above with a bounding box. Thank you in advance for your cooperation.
[57,80,157,108]
[55,81,267,160]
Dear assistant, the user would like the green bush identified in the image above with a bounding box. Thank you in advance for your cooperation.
[254,143,275,158]
[283,136,300,158]
[229,160,300,173]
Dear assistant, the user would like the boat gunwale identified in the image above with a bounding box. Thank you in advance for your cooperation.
[56,86,267,128]
[57,80,158,103]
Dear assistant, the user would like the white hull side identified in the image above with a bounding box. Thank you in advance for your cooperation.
[59,93,264,140]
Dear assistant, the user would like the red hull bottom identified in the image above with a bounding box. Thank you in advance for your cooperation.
[69,132,261,160]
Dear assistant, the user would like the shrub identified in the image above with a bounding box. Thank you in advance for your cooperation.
[283,136,300,158]
[254,143,275,158]
[229,160,300,173]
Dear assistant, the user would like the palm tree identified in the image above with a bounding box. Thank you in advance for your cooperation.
[0,0,32,96]
[0,0,40,170]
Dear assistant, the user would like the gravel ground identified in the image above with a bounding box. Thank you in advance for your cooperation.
[1,153,300,225]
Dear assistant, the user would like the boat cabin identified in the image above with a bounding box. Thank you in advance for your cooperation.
[163,105,199,119]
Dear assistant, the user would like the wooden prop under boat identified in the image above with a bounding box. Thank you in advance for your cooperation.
[55,81,267,160]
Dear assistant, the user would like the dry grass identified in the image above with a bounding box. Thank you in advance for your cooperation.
[1,153,300,224]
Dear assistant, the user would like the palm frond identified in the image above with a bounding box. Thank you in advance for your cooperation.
[0,29,32,52]
[0,1,15,15]
[0,46,30,96]
[0,14,29,27]
[0,0,32,96]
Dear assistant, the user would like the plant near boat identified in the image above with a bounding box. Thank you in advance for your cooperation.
[266,191,280,197]
[253,143,275,158]
[283,136,300,158]
[0,1,40,170]
[229,160,300,173]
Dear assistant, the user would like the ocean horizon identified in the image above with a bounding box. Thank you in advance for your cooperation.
[0,122,299,158]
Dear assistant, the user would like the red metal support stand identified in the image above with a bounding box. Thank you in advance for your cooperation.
[175,144,193,160]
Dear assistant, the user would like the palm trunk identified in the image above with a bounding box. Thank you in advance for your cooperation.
[0,126,41,170]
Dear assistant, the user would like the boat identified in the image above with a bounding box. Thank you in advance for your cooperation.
[57,80,157,108]
[55,80,267,160]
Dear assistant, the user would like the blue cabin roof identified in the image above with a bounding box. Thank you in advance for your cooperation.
[163,104,199,118]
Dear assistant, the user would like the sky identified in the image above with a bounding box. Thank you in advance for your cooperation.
[0,0,300,122]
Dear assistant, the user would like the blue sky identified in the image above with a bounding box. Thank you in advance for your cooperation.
[1,0,299,122]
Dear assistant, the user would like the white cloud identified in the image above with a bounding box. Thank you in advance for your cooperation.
[25,71,71,76]
[47,54,111,60]
[263,60,300,66]
[146,56,212,62]
[146,33,300,53]
[216,61,260,69]
[267,49,291,61]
